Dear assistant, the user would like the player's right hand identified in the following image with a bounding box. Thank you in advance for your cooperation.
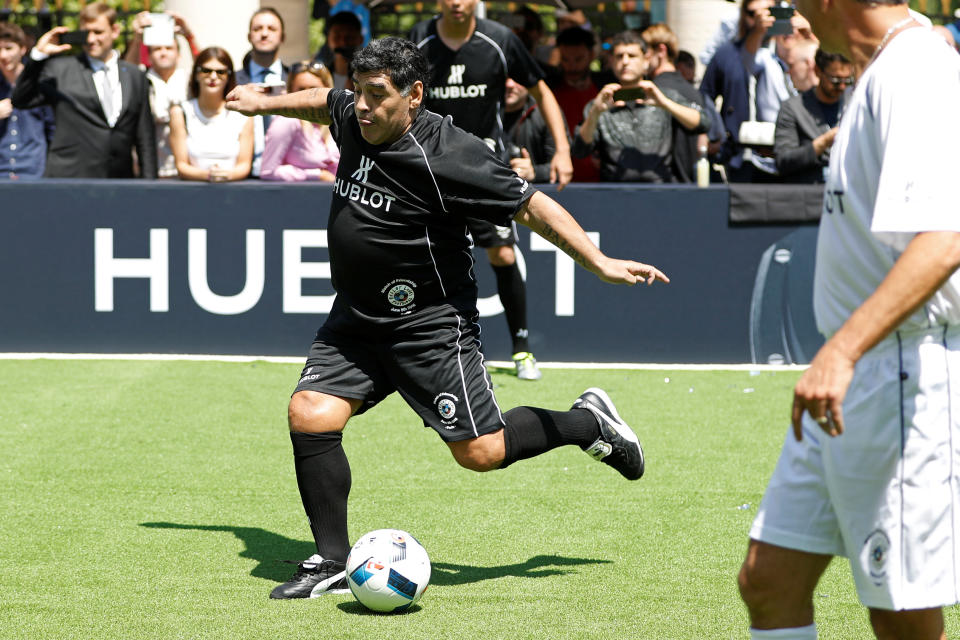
[225,84,268,116]
[596,257,669,286]
[35,27,73,57]
[790,341,855,441]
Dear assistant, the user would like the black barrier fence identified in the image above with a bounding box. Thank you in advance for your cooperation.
[0,180,823,363]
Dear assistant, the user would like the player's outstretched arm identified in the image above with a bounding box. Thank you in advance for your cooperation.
[791,230,960,442]
[225,85,333,125]
[514,191,669,286]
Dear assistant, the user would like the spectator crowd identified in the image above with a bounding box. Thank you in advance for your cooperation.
[2,0,958,184]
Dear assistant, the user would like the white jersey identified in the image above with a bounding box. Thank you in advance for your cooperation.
[813,27,960,337]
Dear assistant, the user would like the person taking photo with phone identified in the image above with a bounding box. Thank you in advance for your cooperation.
[12,1,157,178]
[573,30,706,182]
[123,11,198,178]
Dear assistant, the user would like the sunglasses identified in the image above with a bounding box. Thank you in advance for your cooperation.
[197,66,230,77]
[290,60,326,75]
[826,75,855,86]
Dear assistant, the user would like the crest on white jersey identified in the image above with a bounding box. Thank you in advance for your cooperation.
[447,64,465,85]
[351,156,375,183]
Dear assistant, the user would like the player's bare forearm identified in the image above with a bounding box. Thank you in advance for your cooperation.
[226,86,332,124]
[515,192,669,286]
[515,192,597,270]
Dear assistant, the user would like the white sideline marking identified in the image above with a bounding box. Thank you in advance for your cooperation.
[0,353,808,371]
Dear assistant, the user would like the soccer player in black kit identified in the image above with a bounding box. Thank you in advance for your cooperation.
[226,37,668,599]
[410,0,573,381]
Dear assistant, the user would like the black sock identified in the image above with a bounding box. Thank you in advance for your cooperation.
[492,262,529,354]
[289,431,351,563]
[500,406,600,468]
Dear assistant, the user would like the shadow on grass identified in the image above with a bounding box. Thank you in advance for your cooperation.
[431,555,610,585]
[140,522,609,587]
[140,521,315,583]
[336,601,425,616]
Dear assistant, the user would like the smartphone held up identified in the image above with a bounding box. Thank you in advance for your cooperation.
[59,30,89,47]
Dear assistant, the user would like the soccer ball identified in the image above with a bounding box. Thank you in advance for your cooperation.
[346,529,431,613]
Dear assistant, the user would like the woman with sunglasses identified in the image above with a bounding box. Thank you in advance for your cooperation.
[169,47,254,182]
[260,60,339,182]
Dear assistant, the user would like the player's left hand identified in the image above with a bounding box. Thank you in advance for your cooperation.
[549,149,573,190]
[791,342,856,441]
[595,257,669,286]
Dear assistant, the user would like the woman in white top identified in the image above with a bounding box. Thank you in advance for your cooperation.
[169,47,253,182]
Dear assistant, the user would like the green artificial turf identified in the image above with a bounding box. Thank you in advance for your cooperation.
[0,360,955,639]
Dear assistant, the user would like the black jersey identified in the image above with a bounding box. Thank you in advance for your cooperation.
[325,89,535,320]
[409,17,544,155]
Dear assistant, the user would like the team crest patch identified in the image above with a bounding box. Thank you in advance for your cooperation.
[381,278,417,314]
[434,392,459,428]
[861,529,891,586]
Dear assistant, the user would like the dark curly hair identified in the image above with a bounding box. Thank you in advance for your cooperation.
[351,37,429,98]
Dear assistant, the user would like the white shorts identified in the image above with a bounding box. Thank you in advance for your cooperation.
[750,325,960,610]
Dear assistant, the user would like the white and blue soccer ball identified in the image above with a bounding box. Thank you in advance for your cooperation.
[346,529,431,613]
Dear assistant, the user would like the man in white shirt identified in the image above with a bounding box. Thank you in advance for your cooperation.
[236,7,289,177]
[12,1,156,178]
[738,1,960,639]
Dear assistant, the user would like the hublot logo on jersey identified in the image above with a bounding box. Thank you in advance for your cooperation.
[428,84,488,100]
[334,177,397,212]
[351,155,375,183]
[447,64,465,84]
[338,156,398,210]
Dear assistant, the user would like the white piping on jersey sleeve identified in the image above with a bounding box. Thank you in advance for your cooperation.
[473,31,508,75]
[415,34,434,48]
[339,93,353,123]
[405,130,448,213]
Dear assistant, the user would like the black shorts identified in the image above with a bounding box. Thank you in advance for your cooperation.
[294,307,506,442]
[466,218,517,248]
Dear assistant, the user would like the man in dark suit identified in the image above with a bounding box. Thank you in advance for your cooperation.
[773,49,852,183]
[13,1,156,179]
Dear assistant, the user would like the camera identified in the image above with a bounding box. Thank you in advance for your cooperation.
[768,2,796,36]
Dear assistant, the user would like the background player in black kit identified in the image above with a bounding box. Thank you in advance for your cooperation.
[410,0,573,381]
[226,37,668,600]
